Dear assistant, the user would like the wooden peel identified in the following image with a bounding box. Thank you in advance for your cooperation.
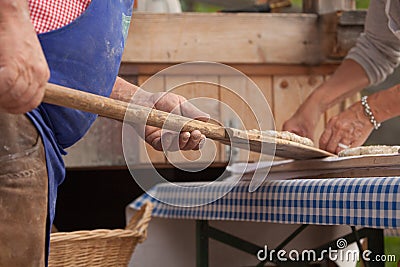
[43,83,334,160]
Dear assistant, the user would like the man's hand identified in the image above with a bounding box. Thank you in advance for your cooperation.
[0,0,50,114]
[111,78,209,152]
[142,92,209,151]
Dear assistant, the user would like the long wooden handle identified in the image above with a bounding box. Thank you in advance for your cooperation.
[43,83,335,159]
[43,83,227,140]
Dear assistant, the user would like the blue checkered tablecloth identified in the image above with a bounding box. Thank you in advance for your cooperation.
[129,177,400,229]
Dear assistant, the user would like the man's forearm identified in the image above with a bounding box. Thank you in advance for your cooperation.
[110,77,152,105]
[110,77,137,102]
[0,0,31,22]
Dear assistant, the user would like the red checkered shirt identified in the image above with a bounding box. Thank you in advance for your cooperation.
[29,0,92,34]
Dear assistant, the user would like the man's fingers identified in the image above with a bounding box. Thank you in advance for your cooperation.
[179,132,191,150]
[150,130,186,152]
[194,135,206,150]
[145,129,163,151]
[145,92,209,152]
[181,130,203,150]
[145,128,206,152]
[0,63,47,114]
[161,132,180,151]
[150,137,163,151]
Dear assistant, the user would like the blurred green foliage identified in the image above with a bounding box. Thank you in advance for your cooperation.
[383,237,400,267]
[356,0,370,9]
[180,0,371,12]
[290,0,371,10]
[179,0,222,11]
[356,237,400,267]
[291,0,371,9]
[291,0,302,8]
[193,2,221,12]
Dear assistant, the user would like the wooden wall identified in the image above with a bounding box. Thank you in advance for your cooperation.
[64,63,360,168]
[64,12,363,168]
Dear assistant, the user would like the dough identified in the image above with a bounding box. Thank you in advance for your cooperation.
[249,129,314,147]
[338,145,400,157]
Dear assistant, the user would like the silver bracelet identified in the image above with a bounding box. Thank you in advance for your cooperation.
[361,96,381,130]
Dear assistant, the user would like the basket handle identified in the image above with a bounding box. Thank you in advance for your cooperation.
[126,202,153,242]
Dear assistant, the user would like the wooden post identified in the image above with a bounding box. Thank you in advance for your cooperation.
[303,0,318,13]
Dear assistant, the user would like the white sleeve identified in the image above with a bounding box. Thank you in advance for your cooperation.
[345,0,400,85]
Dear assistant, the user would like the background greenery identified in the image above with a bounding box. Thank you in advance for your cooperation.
[180,0,371,12]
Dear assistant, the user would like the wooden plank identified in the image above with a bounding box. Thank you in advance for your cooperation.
[123,13,323,64]
[185,0,253,9]
[137,75,166,164]
[304,168,400,179]
[249,76,274,117]
[249,76,277,162]
[327,10,365,59]
[268,154,400,178]
[273,75,325,145]
[220,75,274,162]
[334,24,364,58]
[64,117,127,168]
[119,63,340,77]
[338,10,366,26]
[219,75,248,163]
[224,128,333,159]
[248,76,274,163]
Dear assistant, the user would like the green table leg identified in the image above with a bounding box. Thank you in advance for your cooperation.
[365,228,385,267]
[196,220,209,267]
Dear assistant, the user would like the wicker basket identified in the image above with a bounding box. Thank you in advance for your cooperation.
[48,202,153,267]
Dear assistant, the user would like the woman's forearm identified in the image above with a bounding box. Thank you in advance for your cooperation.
[307,59,370,113]
[367,85,400,123]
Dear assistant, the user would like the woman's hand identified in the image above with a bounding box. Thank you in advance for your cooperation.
[0,0,50,114]
[282,97,324,141]
[319,102,373,154]
[284,59,371,144]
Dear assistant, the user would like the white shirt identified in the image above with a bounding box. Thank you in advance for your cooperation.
[346,0,400,85]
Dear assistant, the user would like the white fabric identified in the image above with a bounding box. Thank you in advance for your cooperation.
[346,0,400,85]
